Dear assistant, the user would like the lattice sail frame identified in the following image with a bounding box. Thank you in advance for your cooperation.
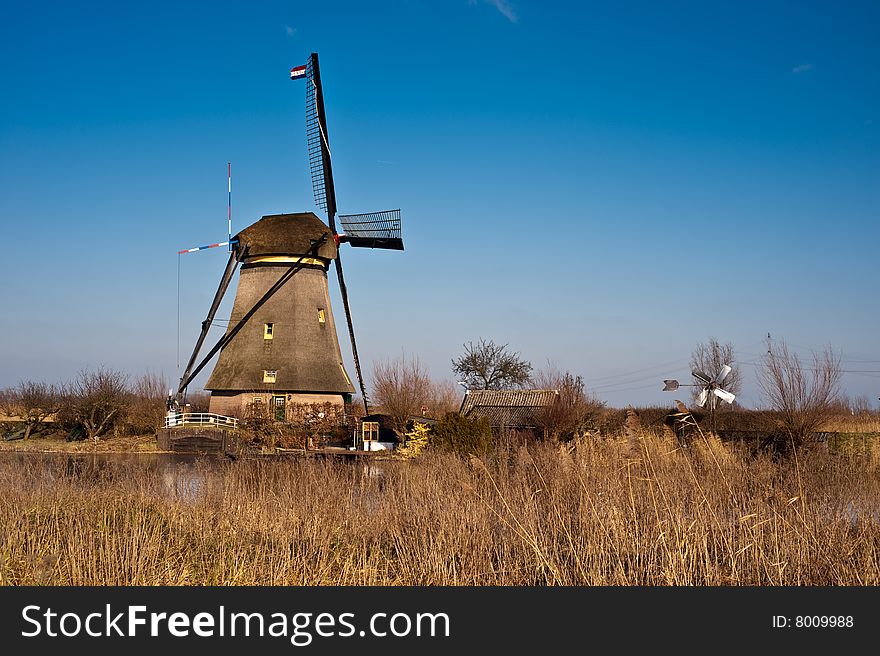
[306,56,329,213]
[339,209,404,250]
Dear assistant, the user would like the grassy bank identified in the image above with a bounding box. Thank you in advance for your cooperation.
[1,431,878,585]
[0,431,160,453]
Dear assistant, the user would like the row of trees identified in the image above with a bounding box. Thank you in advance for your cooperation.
[371,335,858,449]
[687,336,847,444]
[1,336,860,450]
[0,369,168,442]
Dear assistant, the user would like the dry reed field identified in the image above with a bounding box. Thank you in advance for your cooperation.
[1,431,878,586]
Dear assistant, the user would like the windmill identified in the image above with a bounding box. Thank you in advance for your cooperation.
[174,52,403,422]
[662,365,736,434]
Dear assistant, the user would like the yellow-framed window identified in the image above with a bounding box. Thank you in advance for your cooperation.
[362,421,379,442]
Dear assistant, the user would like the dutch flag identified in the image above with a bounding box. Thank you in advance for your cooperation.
[290,64,307,80]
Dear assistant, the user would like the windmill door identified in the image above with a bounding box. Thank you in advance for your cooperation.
[272,395,286,421]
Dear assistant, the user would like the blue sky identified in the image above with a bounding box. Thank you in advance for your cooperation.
[1,1,878,409]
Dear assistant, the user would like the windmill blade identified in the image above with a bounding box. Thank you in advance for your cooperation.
[333,252,370,414]
[306,53,369,411]
[177,250,240,396]
[696,388,709,407]
[305,53,338,229]
[713,387,736,404]
[715,364,732,384]
[692,370,712,385]
[339,209,404,250]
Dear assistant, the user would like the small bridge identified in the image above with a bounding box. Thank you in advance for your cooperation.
[162,412,239,430]
[157,412,241,455]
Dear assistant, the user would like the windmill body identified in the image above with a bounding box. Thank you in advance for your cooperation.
[205,213,355,418]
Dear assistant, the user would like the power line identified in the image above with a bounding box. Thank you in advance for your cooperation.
[585,357,687,385]
[594,382,664,395]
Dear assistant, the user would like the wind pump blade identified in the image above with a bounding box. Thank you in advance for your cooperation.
[715,364,732,384]
[697,388,709,407]
[692,370,712,385]
[713,387,736,404]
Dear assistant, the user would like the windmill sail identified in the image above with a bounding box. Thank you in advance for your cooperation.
[305,53,337,222]
[697,388,709,407]
[302,52,371,412]
[339,209,404,250]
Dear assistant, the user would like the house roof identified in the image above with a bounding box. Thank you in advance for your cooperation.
[459,389,559,428]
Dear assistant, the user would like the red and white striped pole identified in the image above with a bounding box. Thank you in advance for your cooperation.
[227,161,232,252]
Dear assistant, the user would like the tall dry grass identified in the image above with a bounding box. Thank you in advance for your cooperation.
[824,415,880,434]
[1,430,878,585]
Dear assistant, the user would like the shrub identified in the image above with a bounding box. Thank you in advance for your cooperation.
[395,421,430,460]
[431,412,493,456]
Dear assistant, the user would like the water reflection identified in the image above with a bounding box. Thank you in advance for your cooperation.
[0,452,387,506]
[0,452,219,502]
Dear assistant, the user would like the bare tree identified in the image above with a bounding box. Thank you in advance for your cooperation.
[533,366,604,440]
[60,368,130,442]
[758,339,842,446]
[126,371,169,434]
[451,338,532,390]
[0,381,59,439]
[0,387,18,421]
[371,355,433,433]
[848,395,874,416]
[689,337,742,406]
[425,379,463,418]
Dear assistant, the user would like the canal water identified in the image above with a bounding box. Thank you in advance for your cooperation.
[0,451,387,504]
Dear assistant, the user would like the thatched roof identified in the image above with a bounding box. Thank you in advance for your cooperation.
[459,389,559,428]
[235,212,337,260]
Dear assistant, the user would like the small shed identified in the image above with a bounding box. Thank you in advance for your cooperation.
[356,413,401,451]
[459,389,559,433]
